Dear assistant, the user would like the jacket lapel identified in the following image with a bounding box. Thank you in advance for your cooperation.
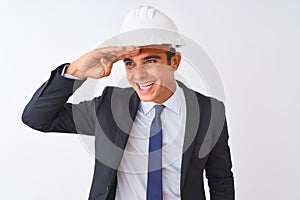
[177,81,201,190]
[105,88,140,199]
[112,88,140,149]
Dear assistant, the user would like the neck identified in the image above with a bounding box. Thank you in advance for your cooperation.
[154,81,177,104]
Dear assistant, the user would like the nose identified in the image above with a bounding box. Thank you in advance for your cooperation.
[131,64,148,80]
[134,65,147,80]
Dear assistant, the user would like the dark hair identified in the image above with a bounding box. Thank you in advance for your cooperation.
[166,47,176,65]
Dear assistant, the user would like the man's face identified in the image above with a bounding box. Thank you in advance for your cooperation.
[123,45,181,104]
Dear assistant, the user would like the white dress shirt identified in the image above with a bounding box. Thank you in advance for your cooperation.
[61,68,187,199]
[115,84,186,200]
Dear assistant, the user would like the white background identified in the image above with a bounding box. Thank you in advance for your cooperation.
[1,0,299,199]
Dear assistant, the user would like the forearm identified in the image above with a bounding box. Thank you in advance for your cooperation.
[22,64,85,132]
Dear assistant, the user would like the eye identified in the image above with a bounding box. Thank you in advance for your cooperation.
[125,61,135,68]
[145,59,157,64]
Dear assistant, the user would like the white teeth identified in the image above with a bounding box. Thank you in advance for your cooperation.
[138,82,154,90]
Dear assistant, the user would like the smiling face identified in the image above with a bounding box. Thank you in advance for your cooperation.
[124,44,181,104]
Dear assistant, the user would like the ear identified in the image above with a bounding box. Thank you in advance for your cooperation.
[171,52,181,71]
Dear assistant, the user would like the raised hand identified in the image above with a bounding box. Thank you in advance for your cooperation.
[66,46,140,79]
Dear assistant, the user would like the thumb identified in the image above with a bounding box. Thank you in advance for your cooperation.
[100,57,111,66]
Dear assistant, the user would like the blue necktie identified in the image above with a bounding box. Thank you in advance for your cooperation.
[147,105,165,200]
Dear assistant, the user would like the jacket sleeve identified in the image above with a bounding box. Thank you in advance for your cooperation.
[205,102,235,200]
[22,64,106,135]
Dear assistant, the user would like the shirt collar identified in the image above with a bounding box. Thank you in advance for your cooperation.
[139,82,182,115]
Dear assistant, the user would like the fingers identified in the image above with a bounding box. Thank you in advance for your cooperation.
[92,46,140,61]
[115,47,140,62]
[73,45,140,79]
[92,45,140,77]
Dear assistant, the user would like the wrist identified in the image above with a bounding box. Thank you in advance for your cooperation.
[65,63,84,78]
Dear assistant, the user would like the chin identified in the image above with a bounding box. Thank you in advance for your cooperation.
[132,86,155,102]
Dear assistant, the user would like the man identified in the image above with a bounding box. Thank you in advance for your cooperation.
[22,6,234,200]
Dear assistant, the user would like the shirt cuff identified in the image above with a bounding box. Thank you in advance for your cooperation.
[61,64,83,80]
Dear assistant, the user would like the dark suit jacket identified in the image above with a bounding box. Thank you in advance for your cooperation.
[22,65,234,200]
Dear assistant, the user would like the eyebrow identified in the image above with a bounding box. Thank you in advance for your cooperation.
[123,58,133,62]
[123,55,162,63]
[143,55,162,60]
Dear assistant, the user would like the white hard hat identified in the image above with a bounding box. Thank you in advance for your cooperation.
[118,6,184,48]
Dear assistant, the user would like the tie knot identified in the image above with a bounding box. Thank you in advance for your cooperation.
[154,104,165,117]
